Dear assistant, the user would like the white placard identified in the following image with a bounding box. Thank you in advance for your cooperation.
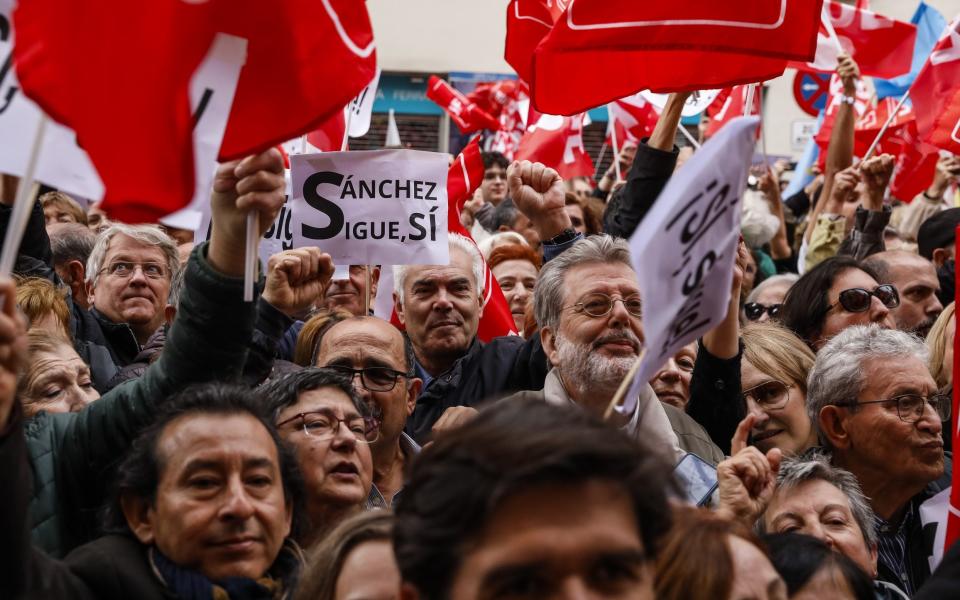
[622,116,759,413]
[290,149,449,266]
[347,67,380,139]
[0,12,245,211]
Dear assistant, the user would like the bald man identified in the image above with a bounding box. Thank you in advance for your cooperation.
[863,250,943,338]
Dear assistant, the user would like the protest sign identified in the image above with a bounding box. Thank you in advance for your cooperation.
[347,67,380,138]
[0,15,245,212]
[620,116,759,413]
[290,150,449,266]
[640,89,721,117]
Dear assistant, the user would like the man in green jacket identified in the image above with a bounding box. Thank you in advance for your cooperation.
[20,148,333,558]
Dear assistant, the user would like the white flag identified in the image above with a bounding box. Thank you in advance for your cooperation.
[620,116,759,414]
[347,67,380,139]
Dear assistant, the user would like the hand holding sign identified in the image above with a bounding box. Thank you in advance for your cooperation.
[209,147,286,276]
[715,414,782,524]
[507,160,571,240]
[262,247,334,320]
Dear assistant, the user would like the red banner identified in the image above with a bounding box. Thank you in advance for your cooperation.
[912,18,960,155]
[607,95,659,145]
[426,76,502,134]
[705,85,762,138]
[515,113,595,180]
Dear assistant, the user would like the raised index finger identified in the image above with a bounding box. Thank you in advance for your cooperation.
[731,414,755,455]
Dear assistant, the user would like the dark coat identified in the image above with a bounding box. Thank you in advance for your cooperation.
[24,243,257,558]
[405,335,549,443]
[603,139,679,239]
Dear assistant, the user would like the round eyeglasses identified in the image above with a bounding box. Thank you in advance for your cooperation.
[277,409,380,443]
[741,380,793,411]
[563,292,643,318]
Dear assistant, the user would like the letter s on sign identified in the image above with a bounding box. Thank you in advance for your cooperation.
[302,171,346,240]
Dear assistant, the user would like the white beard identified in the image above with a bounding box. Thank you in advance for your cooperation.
[554,332,637,400]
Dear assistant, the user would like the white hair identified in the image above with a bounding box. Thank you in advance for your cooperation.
[477,231,528,260]
[86,223,179,286]
[393,233,485,304]
[740,190,781,249]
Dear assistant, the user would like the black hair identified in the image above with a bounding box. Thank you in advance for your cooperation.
[103,383,305,539]
[764,533,875,599]
[492,198,520,230]
[779,256,883,349]
[481,151,509,171]
[258,367,371,422]
[393,398,676,600]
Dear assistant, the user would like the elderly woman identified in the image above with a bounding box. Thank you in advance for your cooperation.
[19,330,100,418]
[488,243,542,335]
[780,256,896,350]
[741,322,818,456]
[295,511,398,600]
[15,277,71,339]
[742,273,798,324]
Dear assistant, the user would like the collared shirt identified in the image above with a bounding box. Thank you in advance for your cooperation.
[366,432,421,510]
[413,359,434,394]
[874,503,916,596]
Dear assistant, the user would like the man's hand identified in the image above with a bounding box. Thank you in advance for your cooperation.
[209,148,286,276]
[431,406,479,438]
[928,155,960,199]
[507,160,571,240]
[262,248,334,319]
[837,53,861,96]
[0,277,28,427]
[715,415,782,524]
[858,153,894,210]
[460,188,484,229]
[829,166,860,209]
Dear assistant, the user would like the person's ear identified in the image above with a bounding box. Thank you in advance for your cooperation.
[66,260,85,286]
[932,247,951,269]
[393,291,406,326]
[498,225,509,232]
[541,325,560,367]
[369,266,381,299]
[405,378,422,417]
[120,492,156,546]
[164,304,176,326]
[817,405,852,450]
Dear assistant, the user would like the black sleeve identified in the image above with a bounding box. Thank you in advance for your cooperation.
[242,298,295,386]
[602,140,679,239]
[686,339,744,455]
[0,200,55,276]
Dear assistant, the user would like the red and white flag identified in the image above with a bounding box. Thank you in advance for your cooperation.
[911,18,960,155]
[607,94,659,145]
[851,97,916,158]
[887,121,939,202]
[508,0,823,115]
[376,140,518,340]
[306,110,347,152]
[426,76,502,134]
[470,81,530,160]
[514,113,594,180]
[217,0,377,160]
[791,1,917,79]
[811,73,872,166]
[704,85,762,138]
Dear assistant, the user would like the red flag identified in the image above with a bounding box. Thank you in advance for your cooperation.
[387,140,519,340]
[504,0,557,83]
[790,2,917,79]
[912,18,960,155]
[513,0,823,115]
[852,97,916,157]
[217,0,376,160]
[888,121,940,202]
[13,0,218,223]
[607,94,659,144]
[515,113,594,180]
[704,85,762,138]
[426,76,502,134]
[306,110,347,152]
[811,73,872,167]
[948,228,960,552]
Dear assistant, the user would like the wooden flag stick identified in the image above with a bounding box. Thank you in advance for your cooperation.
[364,266,371,315]
[603,347,647,421]
[607,105,622,182]
[862,90,911,162]
[0,114,49,277]
[677,123,702,150]
[341,108,352,152]
[821,6,845,54]
[243,212,259,302]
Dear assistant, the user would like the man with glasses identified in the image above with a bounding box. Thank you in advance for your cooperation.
[505,234,723,464]
[261,368,377,547]
[806,325,951,595]
[314,315,422,507]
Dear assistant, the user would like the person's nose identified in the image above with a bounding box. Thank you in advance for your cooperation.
[868,295,890,324]
[348,372,372,402]
[432,288,454,311]
[757,311,771,323]
[557,577,591,600]
[330,419,359,450]
[65,386,88,413]
[746,399,770,426]
[127,264,149,285]
[916,401,943,436]
[219,476,256,521]
[927,295,944,318]
[607,297,631,328]
[657,359,681,383]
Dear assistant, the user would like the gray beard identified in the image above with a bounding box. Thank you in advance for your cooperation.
[554,333,637,406]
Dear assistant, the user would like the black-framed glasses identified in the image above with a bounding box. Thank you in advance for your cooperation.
[325,365,410,392]
[834,393,951,423]
[828,284,900,313]
[744,302,782,321]
[563,292,643,318]
[741,380,793,410]
[99,260,168,280]
[276,409,380,443]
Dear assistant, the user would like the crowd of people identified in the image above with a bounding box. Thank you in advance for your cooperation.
[2,53,960,600]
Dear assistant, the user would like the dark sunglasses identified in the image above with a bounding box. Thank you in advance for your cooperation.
[743,302,781,321]
[828,284,900,314]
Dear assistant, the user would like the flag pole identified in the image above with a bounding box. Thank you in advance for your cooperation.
[607,105,622,182]
[677,123,702,150]
[759,85,770,166]
[364,266,371,315]
[341,108,352,152]
[821,5,845,54]
[862,90,911,162]
[603,348,647,421]
[243,212,258,302]
[0,114,49,278]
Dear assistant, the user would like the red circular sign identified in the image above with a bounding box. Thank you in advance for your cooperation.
[793,71,831,116]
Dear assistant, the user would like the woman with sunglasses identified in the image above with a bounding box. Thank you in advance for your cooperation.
[741,323,818,456]
[742,274,798,324]
[780,256,897,351]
